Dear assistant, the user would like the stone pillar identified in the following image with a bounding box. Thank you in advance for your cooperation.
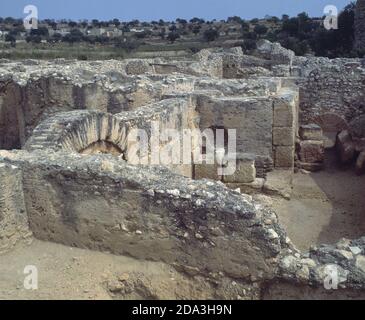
[0,163,32,254]
[355,0,365,52]
[273,89,299,169]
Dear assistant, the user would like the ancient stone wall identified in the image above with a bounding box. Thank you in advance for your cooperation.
[2,150,365,297]
[1,43,365,297]
[0,150,288,281]
[294,58,365,127]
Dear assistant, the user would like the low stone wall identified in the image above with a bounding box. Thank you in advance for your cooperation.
[3,150,365,297]
[0,150,288,281]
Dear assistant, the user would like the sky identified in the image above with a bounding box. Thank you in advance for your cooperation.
[1,0,354,21]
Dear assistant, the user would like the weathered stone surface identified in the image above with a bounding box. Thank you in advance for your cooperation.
[274,146,295,168]
[256,40,295,65]
[194,160,220,181]
[223,153,256,183]
[298,140,325,164]
[273,127,295,146]
[356,151,365,175]
[336,130,356,164]
[299,124,323,141]
[349,115,365,140]
[273,96,295,128]
[125,60,152,75]
[0,163,32,254]
[0,150,288,281]
[298,162,324,172]
[225,178,265,195]
[1,43,365,297]
[263,170,293,200]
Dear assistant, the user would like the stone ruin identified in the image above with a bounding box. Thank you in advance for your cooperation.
[1,39,365,299]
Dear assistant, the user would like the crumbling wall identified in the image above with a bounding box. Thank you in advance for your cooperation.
[3,150,365,298]
[25,98,197,178]
[0,163,32,254]
[294,58,365,126]
[0,150,288,282]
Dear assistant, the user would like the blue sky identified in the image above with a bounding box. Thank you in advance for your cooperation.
[2,0,354,21]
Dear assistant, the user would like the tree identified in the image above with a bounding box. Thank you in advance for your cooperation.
[5,34,16,47]
[167,31,180,43]
[62,29,84,44]
[122,25,130,33]
[190,17,205,24]
[4,17,15,25]
[135,30,152,39]
[241,21,250,33]
[241,39,257,52]
[128,20,140,27]
[269,16,280,23]
[26,34,42,44]
[80,21,88,28]
[192,25,201,35]
[112,18,121,27]
[204,28,219,42]
[169,24,178,32]
[253,24,268,37]
[176,18,187,26]
[227,16,243,24]
[92,19,100,27]
[52,33,63,43]
[68,21,78,28]
[159,29,166,39]
[30,26,49,37]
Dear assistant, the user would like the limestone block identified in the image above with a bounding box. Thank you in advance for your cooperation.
[263,170,293,200]
[336,130,356,164]
[273,127,294,146]
[223,153,256,183]
[194,161,220,181]
[273,99,294,128]
[125,60,151,75]
[298,140,325,164]
[299,124,323,141]
[274,146,294,168]
[356,151,365,176]
[225,178,265,195]
[299,162,324,172]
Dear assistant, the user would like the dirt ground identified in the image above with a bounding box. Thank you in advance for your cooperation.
[261,149,365,251]
[0,239,257,300]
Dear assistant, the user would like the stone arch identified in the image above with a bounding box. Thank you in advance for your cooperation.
[312,113,349,148]
[25,110,128,155]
